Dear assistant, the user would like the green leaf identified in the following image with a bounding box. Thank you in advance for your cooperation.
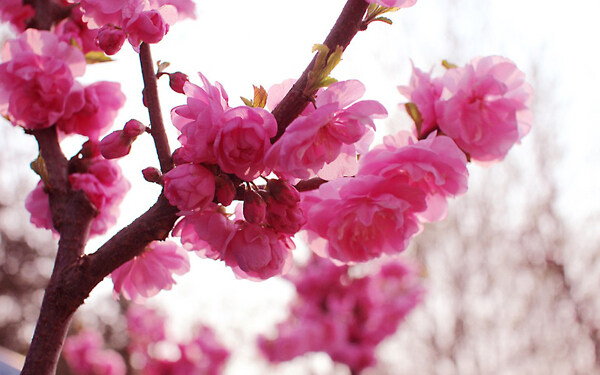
[374,16,393,25]
[157,60,170,73]
[85,51,113,64]
[405,102,423,137]
[305,44,344,94]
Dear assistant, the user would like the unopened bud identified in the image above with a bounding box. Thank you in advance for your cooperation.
[123,119,147,138]
[99,131,132,159]
[169,72,189,94]
[142,167,163,184]
[96,25,126,55]
[215,174,236,206]
[243,190,266,224]
[266,179,300,206]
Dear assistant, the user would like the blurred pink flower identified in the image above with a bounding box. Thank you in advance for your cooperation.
[265,80,386,179]
[435,55,533,162]
[25,182,55,233]
[302,175,427,263]
[63,331,126,375]
[111,241,190,301]
[366,0,417,8]
[163,163,215,211]
[213,106,277,180]
[158,0,196,20]
[0,0,34,31]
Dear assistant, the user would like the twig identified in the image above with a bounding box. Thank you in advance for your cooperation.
[270,0,370,142]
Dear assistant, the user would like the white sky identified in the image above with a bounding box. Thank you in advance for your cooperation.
[3,0,600,373]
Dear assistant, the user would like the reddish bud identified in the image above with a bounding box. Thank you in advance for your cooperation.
[100,131,132,159]
[123,119,147,138]
[215,174,236,206]
[169,72,189,94]
[96,25,126,55]
[266,179,300,206]
[142,167,163,184]
[243,190,266,224]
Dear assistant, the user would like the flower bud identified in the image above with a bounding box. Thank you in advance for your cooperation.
[243,190,266,224]
[99,131,132,159]
[266,179,300,206]
[215,174,236,206]
[169,72,189,94]
[96,25,126,55]
[142,167,162,184]
[123,119,147,138]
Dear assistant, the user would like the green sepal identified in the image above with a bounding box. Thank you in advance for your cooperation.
[30,154,51,188]
[305,44,344,94]
[405,102,423,137]
[374,16,393,25]
[442,60,458,69]
[85,51,113,64]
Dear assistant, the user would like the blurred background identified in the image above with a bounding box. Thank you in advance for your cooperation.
[1,0,599,373]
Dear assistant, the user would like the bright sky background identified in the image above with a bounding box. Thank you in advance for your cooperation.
[2,0,600,373]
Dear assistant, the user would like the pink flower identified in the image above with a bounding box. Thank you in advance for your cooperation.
[158,0,196,20]
[171,73,229,164]
[96,24,127,55]
[214,106,277,180]
[172,204,235,259]
[302,175,427,263]
[398,64,443,137]
[57,81,126,139]
[265,80,386,179]
[0,29,85,129]
[70,157,130,236]
[224,221,294,280]
[54,8,101,54]
[163,163,216,211]
[25,181,55,233]
[365,0,417,8]
[0,0,34,31]
[124,7,175,48]
[63,331,126,375]
[126,304,167,352]
[435,56,533,162]
[75,0,136,29]
[358,132,468,221]
[111,241,190,301]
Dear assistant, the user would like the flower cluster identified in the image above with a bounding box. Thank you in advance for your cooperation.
[64,305,230,375]
[26,143,130,237]
[258,256,424,373]
[69,0,195,54]
[399,56,534,162]
[0,0,34,32]
[63,331,126,375]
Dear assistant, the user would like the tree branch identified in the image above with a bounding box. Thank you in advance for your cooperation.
[271,0,370,142]
[139,42,174,173]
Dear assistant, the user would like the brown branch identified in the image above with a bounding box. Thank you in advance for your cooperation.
[139,42,174,173]
[271,0,370,142]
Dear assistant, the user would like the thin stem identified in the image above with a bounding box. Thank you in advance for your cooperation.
[139,42,174,173]
[271,0,370,142]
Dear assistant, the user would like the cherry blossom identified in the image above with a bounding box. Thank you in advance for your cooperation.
[163,163,216,211]
[111,240,190,301]
[63,331,126,375]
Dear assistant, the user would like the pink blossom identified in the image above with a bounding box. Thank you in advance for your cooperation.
[435,56,534,162]
[25,182,55,233]
[63,331,126,375]
[265,80,386,179]
[124,7,174,48]
[126,304,167,352]
[54,8,101,54]
[163,163,215,211]
[214,106,277,180]
[172,204,235,259]
[96,24,127,55]
[224,221,294,280]
[75,0,137,29]
[0,30,85,129]
[69,157,130,236]
[57,81,126,139]
[111,241,190,301]
[302,175,427,263]
[365,0,418,8]
[171,73,229,164]
[398,64,443,137]
[259,257,424,373]
[158,0,196,20]
[358,132,468,221]
[0,0,34,31]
